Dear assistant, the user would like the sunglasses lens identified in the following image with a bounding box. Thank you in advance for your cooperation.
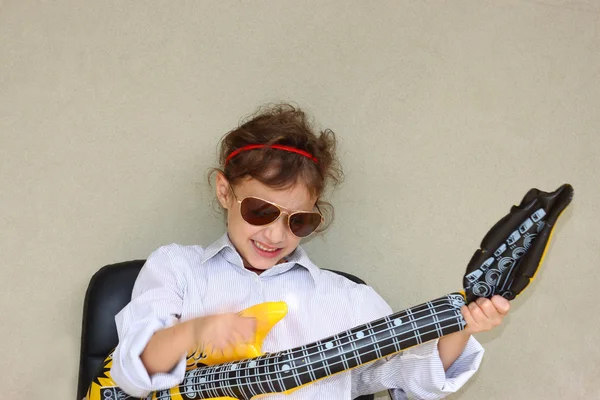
[289,213,322,238]
[240,197,281,226]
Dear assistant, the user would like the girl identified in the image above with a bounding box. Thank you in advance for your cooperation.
[111,104,509,399]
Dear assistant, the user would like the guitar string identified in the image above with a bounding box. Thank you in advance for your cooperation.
[269,295,460,356]
[105,296,461,400]
[179,295,459,383]
[160,299,462,397]
[170,317,466,400]
[161,301,464,399]
[208,295,462,366]
[179,295,460,378]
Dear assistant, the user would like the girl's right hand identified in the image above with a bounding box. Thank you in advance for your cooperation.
[140,312,257,375]
[189,312,257,354]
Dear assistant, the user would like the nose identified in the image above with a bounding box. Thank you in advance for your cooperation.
[263,214,287,244]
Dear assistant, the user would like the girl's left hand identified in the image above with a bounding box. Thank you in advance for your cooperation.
[461,295,511,334]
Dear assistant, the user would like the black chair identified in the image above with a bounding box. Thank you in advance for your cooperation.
[77,261,379,400]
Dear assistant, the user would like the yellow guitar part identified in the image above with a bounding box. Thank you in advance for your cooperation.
[86,301,287,400]
[187,301,288,367]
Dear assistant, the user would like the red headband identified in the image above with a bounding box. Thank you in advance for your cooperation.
[225,144,318,165]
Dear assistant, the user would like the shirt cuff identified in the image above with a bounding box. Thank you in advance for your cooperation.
[111,317,187,397]
[398,336,484,399]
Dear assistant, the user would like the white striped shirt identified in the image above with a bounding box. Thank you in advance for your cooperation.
[111,234,484,399]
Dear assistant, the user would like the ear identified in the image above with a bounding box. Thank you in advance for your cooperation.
[215,172,233,210]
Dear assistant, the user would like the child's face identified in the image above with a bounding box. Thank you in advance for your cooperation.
[216,173,318,271]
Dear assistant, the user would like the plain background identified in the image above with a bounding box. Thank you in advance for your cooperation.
[1,1,599,399]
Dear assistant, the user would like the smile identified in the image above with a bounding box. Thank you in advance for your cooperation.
[252,240,279,252]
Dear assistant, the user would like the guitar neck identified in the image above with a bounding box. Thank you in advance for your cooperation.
[173,292,467,400]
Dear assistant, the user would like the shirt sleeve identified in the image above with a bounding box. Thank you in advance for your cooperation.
[350,286,484,400]
[110,245,189,397]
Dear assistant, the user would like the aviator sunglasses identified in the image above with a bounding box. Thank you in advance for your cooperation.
[230,188,324,238]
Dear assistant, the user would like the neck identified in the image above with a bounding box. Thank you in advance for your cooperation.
[244,265,265,274]
[242,256,289,274]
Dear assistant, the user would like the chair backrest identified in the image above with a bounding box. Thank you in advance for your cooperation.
[77,261,374,400]
[77,260,146,399]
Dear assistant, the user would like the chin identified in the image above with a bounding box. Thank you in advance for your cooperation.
[244,243,291,270]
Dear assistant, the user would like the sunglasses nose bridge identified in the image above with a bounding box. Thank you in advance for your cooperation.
[263,210,289,243]
[278,209,291,219]
[274,205,293,222]
[276,209,294,231]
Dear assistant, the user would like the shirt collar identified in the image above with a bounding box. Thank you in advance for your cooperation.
[200,233,320,282]
[199,233,235,264]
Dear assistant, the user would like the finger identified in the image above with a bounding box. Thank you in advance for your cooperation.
[222,336,237,358]
[477,297,505,327]
[226,327,251,348]
[475,297,498,320]
[246,316,257,332]
[239,315,257,326]
[212,338,226,352]
[491,295,511,315]
[225,332,238,348]
[196,340,206,356]
[229,330,246,347]
[238,317,257,342]
[468,301,486,323]
[461,304,479,332]
[209,337,226,354]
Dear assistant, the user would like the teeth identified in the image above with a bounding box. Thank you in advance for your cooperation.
[253,240,278,252]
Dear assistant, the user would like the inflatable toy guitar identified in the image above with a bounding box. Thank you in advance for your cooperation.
[87,184,573,400]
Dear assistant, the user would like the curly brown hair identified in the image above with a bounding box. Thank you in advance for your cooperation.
[211,103,343,231]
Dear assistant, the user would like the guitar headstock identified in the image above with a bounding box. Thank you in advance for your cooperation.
[463,184,573,303]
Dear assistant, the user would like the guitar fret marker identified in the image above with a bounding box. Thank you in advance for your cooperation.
[325,341,333,349]
[356,331,365,339]
[394,318,402,326]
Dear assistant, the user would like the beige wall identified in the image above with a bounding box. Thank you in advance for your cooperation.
[1,1,599,398]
